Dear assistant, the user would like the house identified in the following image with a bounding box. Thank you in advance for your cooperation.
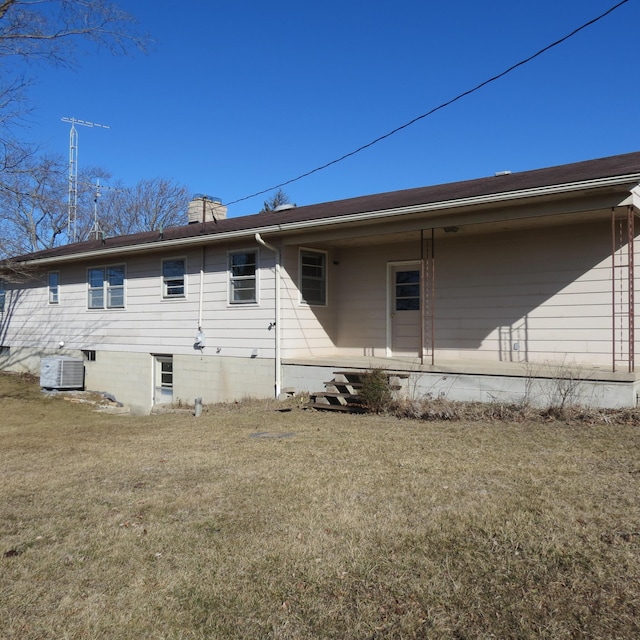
[1,151,640,413]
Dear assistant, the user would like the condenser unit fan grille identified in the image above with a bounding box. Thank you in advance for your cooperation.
[40,356,85,390]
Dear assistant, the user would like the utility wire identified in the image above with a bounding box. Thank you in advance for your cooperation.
[225,0,631,208]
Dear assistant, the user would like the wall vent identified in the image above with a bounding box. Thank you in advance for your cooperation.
[40,356,85,390]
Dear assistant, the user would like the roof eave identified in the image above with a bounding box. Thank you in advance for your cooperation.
[17,173,640,267]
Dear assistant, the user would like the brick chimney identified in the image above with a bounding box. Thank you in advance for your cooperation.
[188,195,227,224]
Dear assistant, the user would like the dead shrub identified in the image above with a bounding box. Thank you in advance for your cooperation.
[389,394,640,426]
[358,369,393,413]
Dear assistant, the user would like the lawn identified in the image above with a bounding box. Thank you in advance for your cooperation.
[2,372,640,639]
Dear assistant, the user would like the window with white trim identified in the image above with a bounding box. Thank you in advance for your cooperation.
[48,272,59,304]
[229,251,257,304]
[162,258,186,298]
[300,249,327,305]
[0,279,5,312]
[88,265,125,309]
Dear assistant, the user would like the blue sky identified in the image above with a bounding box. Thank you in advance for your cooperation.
[23,0,640,218]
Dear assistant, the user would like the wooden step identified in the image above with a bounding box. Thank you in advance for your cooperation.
[310,391,360,405]
[324,380,363,388]
[306,401,367,413]
[309,369,410,414]
[324,382,402,393]
[332,370,410,377]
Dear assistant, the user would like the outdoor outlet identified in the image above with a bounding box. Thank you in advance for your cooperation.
[513,342,519,351]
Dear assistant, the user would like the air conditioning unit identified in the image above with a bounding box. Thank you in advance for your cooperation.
[40,356,85,390]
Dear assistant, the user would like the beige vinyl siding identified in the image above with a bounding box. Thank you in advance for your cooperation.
[213,245,277,357]
[279,246,338,358]
[2,274,89,350]
[433,220,618,365]
[80,252,200,353]
[3,217,638,374]
[335,243,421,358]
[330,219,635,367]
[2,244,280,359]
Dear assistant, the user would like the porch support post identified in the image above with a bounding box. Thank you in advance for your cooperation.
[420,229,425,365]
[612,208,617,372]
[628,204,635,373]
[611,205,637,373]
[420,228,436,367]
[430,229,435,366]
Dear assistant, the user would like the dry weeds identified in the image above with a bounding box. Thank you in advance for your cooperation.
[2,372,640,639]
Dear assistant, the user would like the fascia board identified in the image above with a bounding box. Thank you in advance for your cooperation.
[618,184,640,210]
[20,174,640,267]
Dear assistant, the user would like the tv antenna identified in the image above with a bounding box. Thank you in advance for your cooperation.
[90,179,103,240]
[61,117,110,242]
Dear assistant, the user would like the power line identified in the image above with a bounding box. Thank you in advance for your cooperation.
[225,0,632,208]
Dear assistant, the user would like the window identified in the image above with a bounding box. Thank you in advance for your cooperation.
[154,355,174,404]
[300,250,327,305]
[82,349,96,361]
[0,279,5,312]
[88,265,125,309]
[395,269,420,311]
[0,345,9,356]
[48,272,59,304]
[229,251,257,304]
[160,358,173,388]
[162,258,186,298]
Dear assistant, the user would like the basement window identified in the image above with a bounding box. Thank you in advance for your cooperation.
[82,350,97,362]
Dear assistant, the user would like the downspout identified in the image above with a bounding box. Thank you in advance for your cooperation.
[255,233,281,397]
[198,246,205,332]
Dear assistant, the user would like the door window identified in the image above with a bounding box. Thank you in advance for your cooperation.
[395,269,420,311]
[154,355,174,404]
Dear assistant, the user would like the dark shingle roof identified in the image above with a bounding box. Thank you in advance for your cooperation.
[13,150,640,263]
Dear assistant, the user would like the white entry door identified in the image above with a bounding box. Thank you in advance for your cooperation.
[154,355,174,405]
[389,263,421,358]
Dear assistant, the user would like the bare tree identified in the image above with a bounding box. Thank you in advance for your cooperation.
[0,151,189,257]
[0,154,68,255]
[0,154,106,255]
[0,1,149,207]
[0,0,148,64]
[97,178,191,237]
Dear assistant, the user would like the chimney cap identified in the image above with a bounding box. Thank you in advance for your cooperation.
[193,193,222,203]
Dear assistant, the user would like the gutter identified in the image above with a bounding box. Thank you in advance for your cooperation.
[254,233,281,398]
[16,174,640,267]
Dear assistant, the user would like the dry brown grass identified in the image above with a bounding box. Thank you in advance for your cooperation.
[2,372,640,639]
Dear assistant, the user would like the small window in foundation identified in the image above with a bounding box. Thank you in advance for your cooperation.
[82,349,97,361]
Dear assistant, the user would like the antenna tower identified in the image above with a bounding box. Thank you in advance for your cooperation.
[61,117,110,243]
